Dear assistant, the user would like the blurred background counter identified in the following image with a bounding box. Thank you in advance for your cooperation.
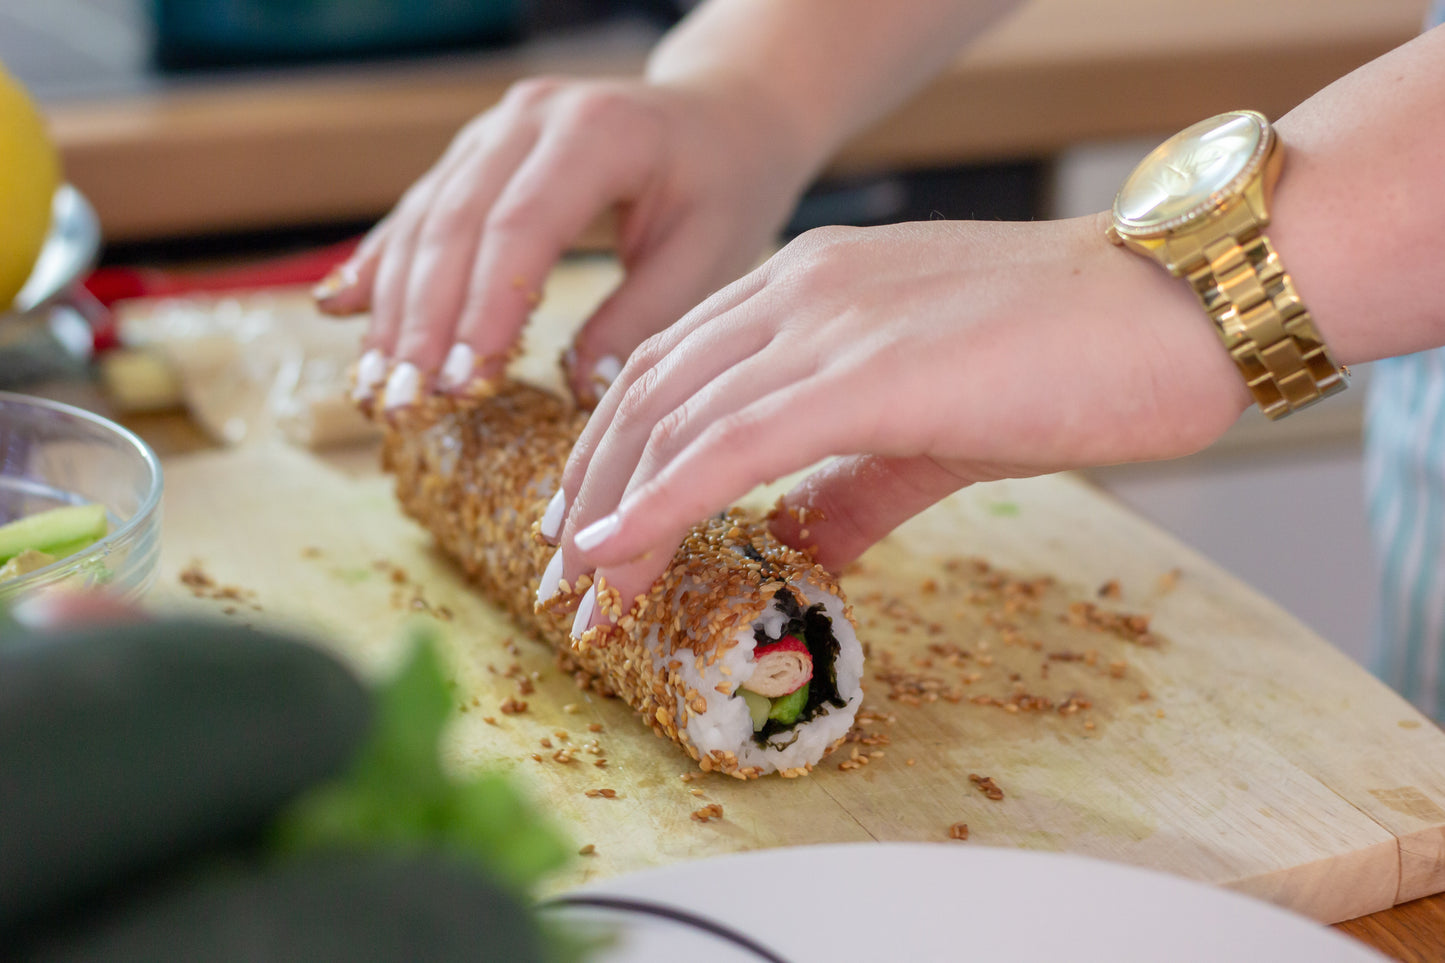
[4,0,1422,243]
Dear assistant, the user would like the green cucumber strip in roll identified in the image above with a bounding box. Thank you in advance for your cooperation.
[767,683,810,725]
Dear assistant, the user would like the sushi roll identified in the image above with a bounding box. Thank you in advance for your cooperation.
[379,381,863,778]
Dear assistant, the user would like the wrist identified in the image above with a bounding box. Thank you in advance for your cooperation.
[643,63,836,191]
[1086,211,1254,439]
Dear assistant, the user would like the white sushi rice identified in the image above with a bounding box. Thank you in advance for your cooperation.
[662,578,864,775]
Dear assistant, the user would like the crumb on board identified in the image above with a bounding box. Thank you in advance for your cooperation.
[179,560,261,610]
[578,844,596,856]
[969,773,1005,801]
[690,803,724,823]
[838,746,873,772]
[948,822,970,841]
[500,697,528,715]
[584,788,619,799]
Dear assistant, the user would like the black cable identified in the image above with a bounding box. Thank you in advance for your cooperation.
[539,894,794,963]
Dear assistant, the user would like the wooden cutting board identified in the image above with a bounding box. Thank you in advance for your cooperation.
[149,438,1445,925]
[129,270,1445,926]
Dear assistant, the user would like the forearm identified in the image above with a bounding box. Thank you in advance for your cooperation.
[646,0,1020,175]
[1270,24,1445,366]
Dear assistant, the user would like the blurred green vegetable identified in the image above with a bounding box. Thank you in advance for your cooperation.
[271,625,573,893]
[1,617,599,962]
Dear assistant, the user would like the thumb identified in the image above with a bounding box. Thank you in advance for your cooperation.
[770,455,978,570]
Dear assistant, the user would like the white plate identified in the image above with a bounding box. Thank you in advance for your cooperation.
[541,843,1386,963]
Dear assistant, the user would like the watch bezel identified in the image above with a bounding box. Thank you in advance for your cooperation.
[1110,109,1274,240]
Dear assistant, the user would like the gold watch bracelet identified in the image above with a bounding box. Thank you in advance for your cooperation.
[1175,203,1347,420]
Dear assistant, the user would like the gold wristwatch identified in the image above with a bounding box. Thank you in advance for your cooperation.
[1107,109,1346,420]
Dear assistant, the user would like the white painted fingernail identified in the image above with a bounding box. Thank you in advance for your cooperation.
[438,343,476,391]
[593,354,622,389]
[574,513,620,553]
[570,585,597,641]
[313,262,358,302]
[540,489,566,544]
[383,361,421,410]
[352,348,387,401]
[536,548,564,606]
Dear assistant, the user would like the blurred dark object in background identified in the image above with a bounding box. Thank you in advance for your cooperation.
[152,0,526,70]
[150,0,688,71]
[787,161,1047,237]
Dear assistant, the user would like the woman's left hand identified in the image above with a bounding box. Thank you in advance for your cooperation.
[542,214,1250,635]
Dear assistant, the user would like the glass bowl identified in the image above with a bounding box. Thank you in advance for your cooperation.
[0,392,163,605]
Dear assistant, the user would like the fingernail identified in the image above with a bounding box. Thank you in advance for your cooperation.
[438,343,477,392]
[383,361,421,410]
[570,585,598,641]
[592,355,622,390]
[540,489,566,544]
[312,262,358,302]
[574,513,620,553]
[352,348,388,402]
[536,548,564,606]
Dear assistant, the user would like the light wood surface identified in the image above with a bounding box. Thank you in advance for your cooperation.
[147,444,1445,930]
[115,275,1445,935]
[47,0,1425,242]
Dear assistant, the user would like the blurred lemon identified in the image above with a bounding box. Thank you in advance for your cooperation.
[0,63,60,310]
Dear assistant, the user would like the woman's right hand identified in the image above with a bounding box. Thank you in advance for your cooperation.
[317,75,815,406]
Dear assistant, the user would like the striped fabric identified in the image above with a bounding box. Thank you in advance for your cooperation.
[1366,353,1445,720]
[1361,8,1445,721]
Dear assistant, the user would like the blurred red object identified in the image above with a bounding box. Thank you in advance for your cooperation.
[83,238,360,309]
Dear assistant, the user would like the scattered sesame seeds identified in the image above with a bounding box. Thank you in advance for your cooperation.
[179,560,261,609]
[690,804,725,823]
[584,788,619,799]
[969,774,1005,801]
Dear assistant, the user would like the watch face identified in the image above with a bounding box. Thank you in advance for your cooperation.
[1113,110,1270,236]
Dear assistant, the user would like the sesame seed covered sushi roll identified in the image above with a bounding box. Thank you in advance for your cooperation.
[378,381,863,778]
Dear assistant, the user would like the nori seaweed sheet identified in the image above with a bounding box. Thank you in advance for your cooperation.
[750,589,847,748]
